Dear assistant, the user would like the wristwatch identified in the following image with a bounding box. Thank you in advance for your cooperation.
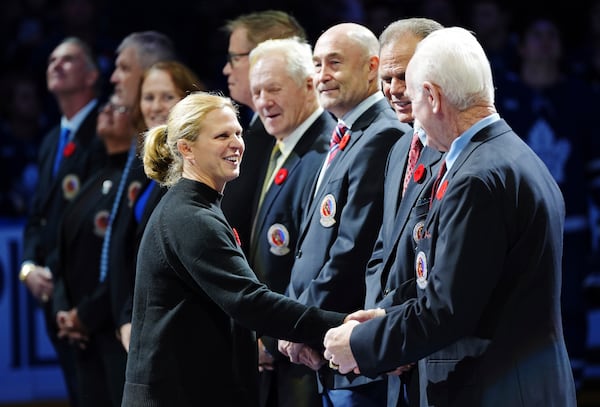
[19,262,36,282]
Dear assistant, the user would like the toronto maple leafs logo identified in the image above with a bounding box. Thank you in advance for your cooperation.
[526,118,570,184]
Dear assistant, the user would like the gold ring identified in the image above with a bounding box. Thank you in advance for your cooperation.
[329,360,339,370]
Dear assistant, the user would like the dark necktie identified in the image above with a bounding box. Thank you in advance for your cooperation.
[53,127,71,176]
[327,123,349,166]
[430,160,447,208]
[402,132,423,196]
[99,142,136,282]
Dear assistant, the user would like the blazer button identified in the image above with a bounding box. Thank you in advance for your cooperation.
[383,288,390,296]
[296,249,302,259]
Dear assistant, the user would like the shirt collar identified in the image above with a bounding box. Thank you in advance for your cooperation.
[277,107,324,157]
[60,99,98,139]
[445,113,500,171]
[339,92,384,129]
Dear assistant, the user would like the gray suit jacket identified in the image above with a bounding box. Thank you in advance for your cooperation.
[287,98,411,389]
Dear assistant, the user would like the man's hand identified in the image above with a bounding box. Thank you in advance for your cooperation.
[277,340,325,371]
[56,308,89,348]
[297,345,326,371]
[323,319,360,374]
[22,264,53,303]
[278,340,303,363]
[344,308,385,323]
[118,323,132,352]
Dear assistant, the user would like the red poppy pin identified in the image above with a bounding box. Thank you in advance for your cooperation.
[413,164,426,183]
[339,133,351,151]
[232,227,242,247]
[63,141,76,157]
[274,168,288,185]
[436,180,449,200]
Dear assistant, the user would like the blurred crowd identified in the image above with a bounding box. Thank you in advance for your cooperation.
[1,0,598,219]
[3,0,600,397]
[0,0,596,218]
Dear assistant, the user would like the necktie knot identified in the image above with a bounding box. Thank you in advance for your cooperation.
[327,123,349,165]
[331,123,347,146]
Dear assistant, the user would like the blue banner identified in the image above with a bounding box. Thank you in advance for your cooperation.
[0,219,67,403]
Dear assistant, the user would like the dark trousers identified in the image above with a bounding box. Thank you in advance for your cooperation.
[43,303,80,406]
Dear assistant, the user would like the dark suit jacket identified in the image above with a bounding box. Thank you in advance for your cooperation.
[122,179,345,407]
[351,120,577,406]
[248,111,334,294]
[287,98,410,389]
[105,155,148,328]
[222,116,273,252]
[23,106,105,277]
[113,179,168,328]
[53,152,128,334]
[248,111,334,407]
[365,138,444,407]
[365,141,444,309]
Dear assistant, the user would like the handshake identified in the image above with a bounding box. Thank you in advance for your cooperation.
[277,308,413,375]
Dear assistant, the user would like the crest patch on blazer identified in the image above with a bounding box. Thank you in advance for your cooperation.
[416,251,428,289]
[94,210,110,237]
[127,181,142,207]
[62,174,80,200]
[267,223,290,256]
[319,194,337,227]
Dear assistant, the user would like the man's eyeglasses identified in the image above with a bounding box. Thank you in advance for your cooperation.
[226,51,250,66]
[100,102,130,115]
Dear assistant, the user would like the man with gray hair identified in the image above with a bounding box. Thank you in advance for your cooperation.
[248,37,336,407]
[110,31,176,108]
[221,10,307,253]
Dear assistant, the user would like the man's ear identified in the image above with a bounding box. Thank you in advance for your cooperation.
[423,81,441,114]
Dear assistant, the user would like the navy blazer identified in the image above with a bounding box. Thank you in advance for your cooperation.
[287,98,411,389]
[351,120,576,406]
[364,136,444,407]
[365,142,444,309]
[248,111,334,295]
[23,107,105,275]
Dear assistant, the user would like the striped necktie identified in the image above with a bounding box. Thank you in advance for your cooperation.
[327,123,348,166]
[402,131,423,196]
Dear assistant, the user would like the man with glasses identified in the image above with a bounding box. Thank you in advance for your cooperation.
[221,10,307,256]
[20,36,106,407]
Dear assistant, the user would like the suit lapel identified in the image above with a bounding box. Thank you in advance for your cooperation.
[380,148,443,278]
[298,100,390,245]
[425,120,511,230]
